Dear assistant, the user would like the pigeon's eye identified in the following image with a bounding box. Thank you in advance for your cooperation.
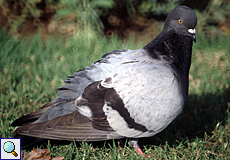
[178,19,183,24]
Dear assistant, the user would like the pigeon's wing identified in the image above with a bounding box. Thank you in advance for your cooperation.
[14,83,124,141]
[12,49,129,144]
[12,49,129,127]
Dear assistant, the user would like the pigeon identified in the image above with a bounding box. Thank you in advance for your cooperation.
[12,5,197,156]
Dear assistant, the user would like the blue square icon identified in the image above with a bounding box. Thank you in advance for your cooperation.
[1,138,21,160]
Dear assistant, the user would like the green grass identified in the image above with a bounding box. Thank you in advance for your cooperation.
[0,30,230,159]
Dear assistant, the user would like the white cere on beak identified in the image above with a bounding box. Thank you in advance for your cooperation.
[188,29,196,34]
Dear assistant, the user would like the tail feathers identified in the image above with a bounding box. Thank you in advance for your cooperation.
[12,102,52,127]
[12,134,43,148]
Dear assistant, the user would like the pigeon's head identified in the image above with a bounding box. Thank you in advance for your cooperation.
[163,5,197,42]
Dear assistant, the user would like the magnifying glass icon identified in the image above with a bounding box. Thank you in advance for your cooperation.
[3,141,18,157]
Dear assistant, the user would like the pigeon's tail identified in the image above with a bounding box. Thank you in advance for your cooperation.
[12,134,43,148]
[11,102,52,148]
[11,102,53,127]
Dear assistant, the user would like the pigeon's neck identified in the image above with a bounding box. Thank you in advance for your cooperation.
[143,30,193,76]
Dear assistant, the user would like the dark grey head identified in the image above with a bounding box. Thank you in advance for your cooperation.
[163,5,197,42]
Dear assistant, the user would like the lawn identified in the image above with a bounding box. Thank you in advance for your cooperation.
[0,30,230,159]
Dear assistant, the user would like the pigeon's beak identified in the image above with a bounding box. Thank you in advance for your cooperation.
[188,29,196,43]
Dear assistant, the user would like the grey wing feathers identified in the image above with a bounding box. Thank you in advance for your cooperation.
[16,49,129,125]
[13,49,129,144]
